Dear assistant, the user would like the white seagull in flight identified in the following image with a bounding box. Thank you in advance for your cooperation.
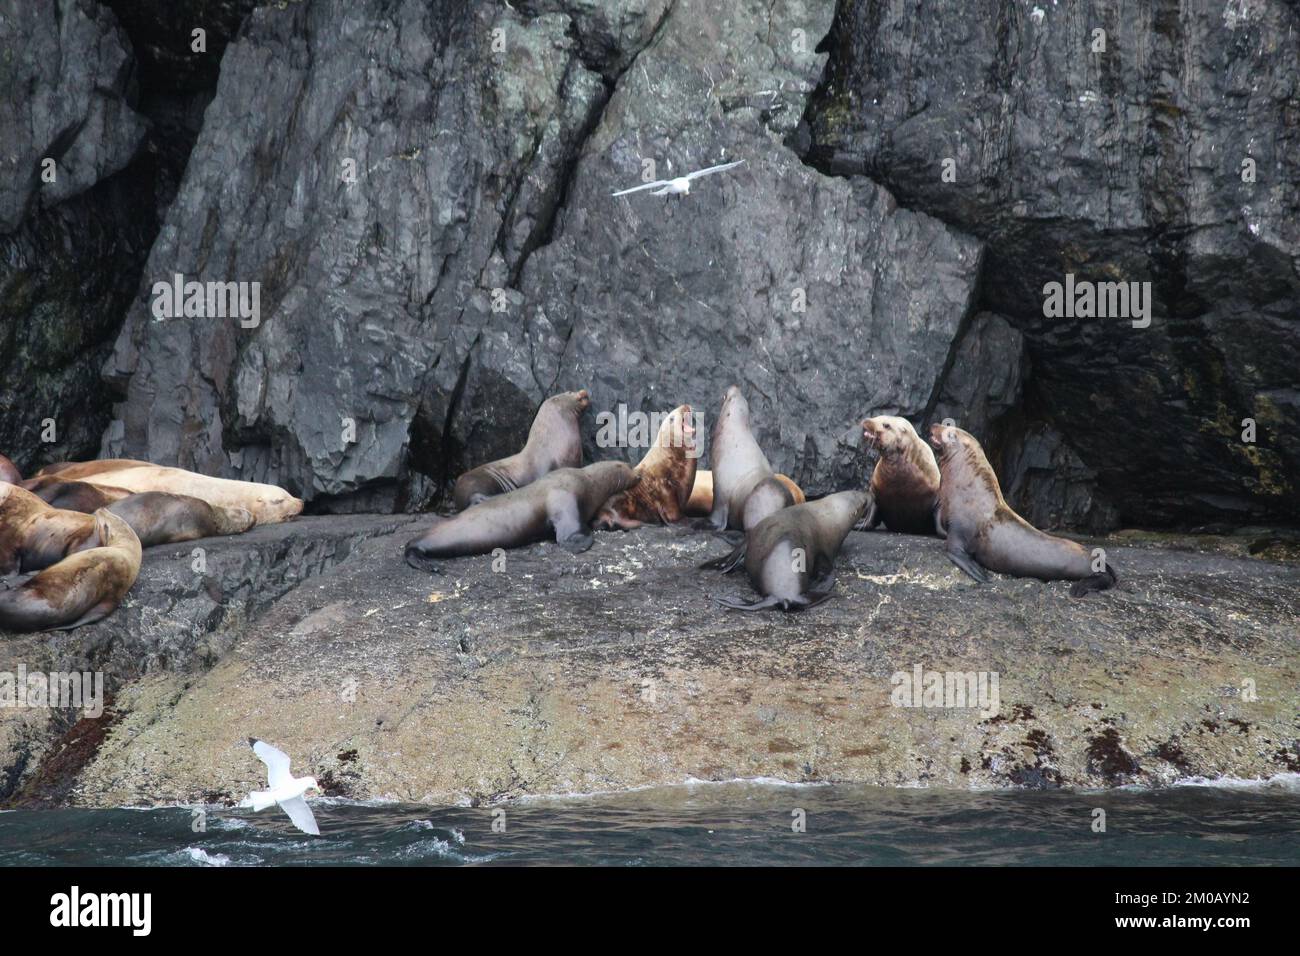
[612,159,746,198]
[241,738,322,836]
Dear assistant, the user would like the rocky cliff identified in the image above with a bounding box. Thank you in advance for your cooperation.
[3,0,1294,529]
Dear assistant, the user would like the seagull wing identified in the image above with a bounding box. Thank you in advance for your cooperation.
[611,179,672,197]
[685,160,745,181]
[278,795,320,836]
[250,738,294,789]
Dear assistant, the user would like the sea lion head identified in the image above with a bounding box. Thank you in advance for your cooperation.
[249,488,303,523]
[716,385,751,431]
[657,404,698,455]
[928,422,977,460]
[550,389,591,417]
[861,415,922,457]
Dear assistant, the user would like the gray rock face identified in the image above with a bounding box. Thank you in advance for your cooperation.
[102,0,626,509]
[803,0,1300,527]
[0,0,146,232]
[0,0,156,474]
[99,0,983,507]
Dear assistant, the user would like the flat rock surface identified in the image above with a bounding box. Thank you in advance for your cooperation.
[8,516,1291,807]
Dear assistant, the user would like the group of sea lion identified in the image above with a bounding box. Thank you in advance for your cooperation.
[404,386,1117,608]
[0,454,302,632]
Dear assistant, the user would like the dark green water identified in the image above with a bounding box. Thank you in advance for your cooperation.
[3,778,1299,866]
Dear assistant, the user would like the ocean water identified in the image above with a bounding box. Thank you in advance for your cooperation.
[3,777,1299,866]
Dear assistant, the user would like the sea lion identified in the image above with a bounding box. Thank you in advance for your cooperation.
[1,482,100,575]
[712,490,872,611]
[685,470,805,517]
[21,476,255,544]
[0,454,20,484]
[859,415,941,534]
[0,508,142,632]
[594,404,698,530]
[406,461,639,573]
[32,459,302,525]
[452,389,590,511]
[697,386,781,531]
[928,424,1117,596]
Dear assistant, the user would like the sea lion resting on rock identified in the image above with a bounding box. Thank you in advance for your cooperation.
[33,459,301,525]
[712,490,872,611]
[594,404,698,530]
[928,424,1116,596]
[0,508,142,632]
[406,461,639,573]
[453,389,590,511]
[859,415,940,534]
[697,386,785,531]
[1,482,99,574]
[21,477,255,545]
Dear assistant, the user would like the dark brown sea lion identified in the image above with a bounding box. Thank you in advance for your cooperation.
[1,482,100,575]
[0,454,20,484]
[0,508,142,632]
[452,389,591,511]
[32,459,302,524]
[594,404,698,530]
[21,477,255,545]
[928,424,1116,596]
[696,386,781,531]
[21,476,132,510]
[859,415,941,534]
[711,490,872,611]
[406,461,639,573]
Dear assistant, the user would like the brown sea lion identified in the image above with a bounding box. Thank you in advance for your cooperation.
[696,386,782,531]
[406,461,639,573]
[1,482,100,575]
[711,490,872,611]
[452,389,591,511]
[33,459,301,524]
[928,424,1116,596]
[0,508,142,632]
[20,476,255,545]
[859,415,941,534]
[0,454,20,484]
[594,404,698,530]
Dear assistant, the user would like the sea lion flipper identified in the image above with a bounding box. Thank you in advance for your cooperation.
[714,593,782,611]
[946,546,990,584]
[1068,566,1118,597]
[558,529,594,554]
[699,540,746,573]
[852,500,880,532]
[403,545,443,574]
[932,503,947,539]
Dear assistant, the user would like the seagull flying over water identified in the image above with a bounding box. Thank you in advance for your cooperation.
[612,159,745,198]
[241,738,322,836]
